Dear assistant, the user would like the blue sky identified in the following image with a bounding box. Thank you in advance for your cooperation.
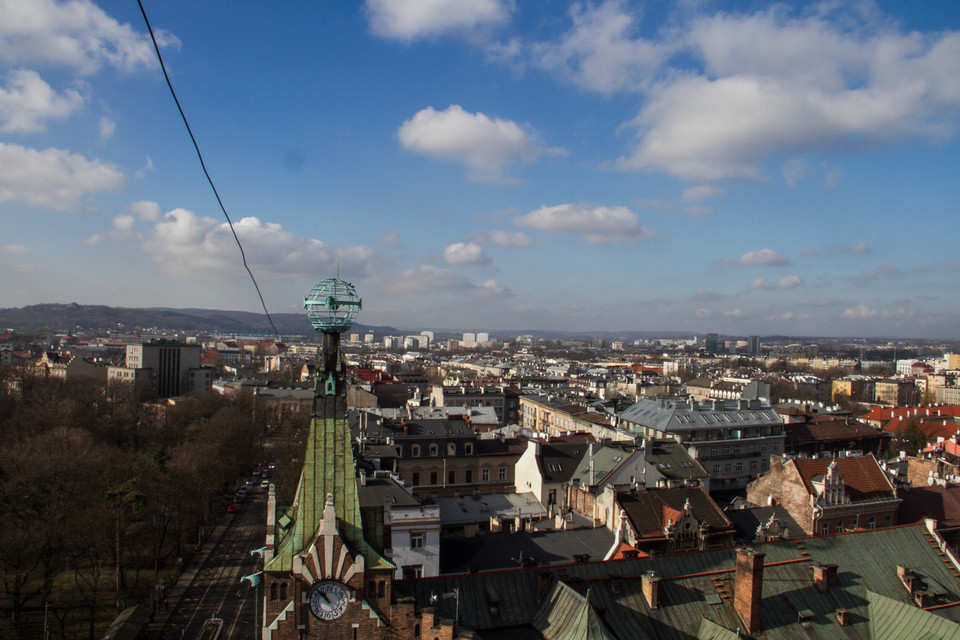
[0,0,958,339]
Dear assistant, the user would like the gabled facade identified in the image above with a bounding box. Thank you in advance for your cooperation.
[615,487,735,555]
[747,455,901,536]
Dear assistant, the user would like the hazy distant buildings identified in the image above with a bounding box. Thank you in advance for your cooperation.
[748,335,761,355]
[704,333,720,354]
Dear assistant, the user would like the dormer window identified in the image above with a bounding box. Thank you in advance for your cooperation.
[447,443,456,456]
[411,444,421,457]
[429,443,439,456]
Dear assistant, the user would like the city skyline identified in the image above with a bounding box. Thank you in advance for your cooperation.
[1,1,958,339]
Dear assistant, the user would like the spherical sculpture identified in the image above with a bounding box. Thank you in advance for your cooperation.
[304,278,362,333]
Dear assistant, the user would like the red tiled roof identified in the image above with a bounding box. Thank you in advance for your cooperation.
[792,456,895,501]
[884,418,959,439]
[924,439,960,456]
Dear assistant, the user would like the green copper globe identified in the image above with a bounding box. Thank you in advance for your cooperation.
[303,278,362,333]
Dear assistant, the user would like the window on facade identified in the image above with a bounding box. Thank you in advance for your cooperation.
[447,443,456,456]
[378,581,385,598]
[822,524,830,535]
[448,470,456,485]
[499,467,507,481]
[411,472,420,486]
[465,443,474,455]
[868,517,876,529]
[884,514,892,527]
[430,471,438,485]
[465,470,473,483]
[722,446,730,456]
[712,464,720,473]
[761,443,767,452]
[270,583,278,600]
[723,463,731,473]
[411,444,421,457]
[410,532,425,549]
[735,462,743,472]
[429,444,439,456]
[750,460,757,471]
[482,469,490,482]
[772,442,780,452]
[733,445,740,455]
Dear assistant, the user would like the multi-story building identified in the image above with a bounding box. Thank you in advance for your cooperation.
[107,340,210,398]
[355,411,525,498]
[431,384,520,427]
[875,379,921,406]
[747,455,900,536]
[519,393,627,441]
[619,398,785,492]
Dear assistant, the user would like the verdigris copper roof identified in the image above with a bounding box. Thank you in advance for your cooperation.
[532,580,617,640]
[620,398,780,432]
[395,523,960,639]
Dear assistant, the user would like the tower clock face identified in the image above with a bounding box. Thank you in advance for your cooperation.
[308,581,349,621]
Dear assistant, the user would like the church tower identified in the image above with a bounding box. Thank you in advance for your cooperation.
[260,278,433,640]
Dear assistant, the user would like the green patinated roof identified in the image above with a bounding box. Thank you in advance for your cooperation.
[395,524,960,639]
[532,581,618,640]
[265,339,392,573]
[866,590,960,640]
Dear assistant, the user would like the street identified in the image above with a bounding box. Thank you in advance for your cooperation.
[151,483,267,640]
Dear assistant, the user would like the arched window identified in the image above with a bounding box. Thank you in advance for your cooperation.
[270,582,278,600]
[429,443,439,456]
[280,582,287,600]
[447,443,456,456]
[411,444,421,457]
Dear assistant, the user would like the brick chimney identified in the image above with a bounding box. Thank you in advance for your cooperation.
[812,563,838,592]
[641,571,661,610]
[735,547,764,636]
[836,608,850,626]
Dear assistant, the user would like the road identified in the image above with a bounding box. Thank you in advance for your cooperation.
[152,482,267,640]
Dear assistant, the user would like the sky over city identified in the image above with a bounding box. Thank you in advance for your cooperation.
[0,0,958,338]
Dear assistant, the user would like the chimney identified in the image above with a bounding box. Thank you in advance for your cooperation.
[536,572,553,602]
[641,571,661,610]
[836,608,850,627]
[735,547,764,636]
[812,563,838,592]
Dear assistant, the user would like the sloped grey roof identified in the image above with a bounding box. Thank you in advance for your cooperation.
[620,398,781,432]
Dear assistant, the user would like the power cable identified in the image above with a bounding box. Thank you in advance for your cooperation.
[137,0,281,342]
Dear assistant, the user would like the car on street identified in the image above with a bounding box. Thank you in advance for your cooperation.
[227,503,239,514]
[260,479,270,488]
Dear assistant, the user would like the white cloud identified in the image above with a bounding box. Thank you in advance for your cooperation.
[680,184,724,202]
[842,304,878,319]
[0,69,84,132]
[684,205,713,218]
[584,5,960,181]
[140,208,376,281]
[365,0,510,41]
[528,0,672,94]
[397,105,562,182]
[738,248,789,266]
[464,230,534,247]
[723,308,743,317]
[0,142,124,212]
[514,202,654,245]
[128,200,161,221]
[135,155,153,179]
[824,167,844,186]
[443,242,489,266]
[696,308,711,318]
[476,279,512,297]
[781,158,808,187]
[0,0,179,74]
[98,116,115,139]
[693,290,725,302]
[112,214,135,232]
[750,275,804,290]
[0,244,27,254]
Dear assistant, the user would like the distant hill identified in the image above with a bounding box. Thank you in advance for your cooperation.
[0,303,393,337]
